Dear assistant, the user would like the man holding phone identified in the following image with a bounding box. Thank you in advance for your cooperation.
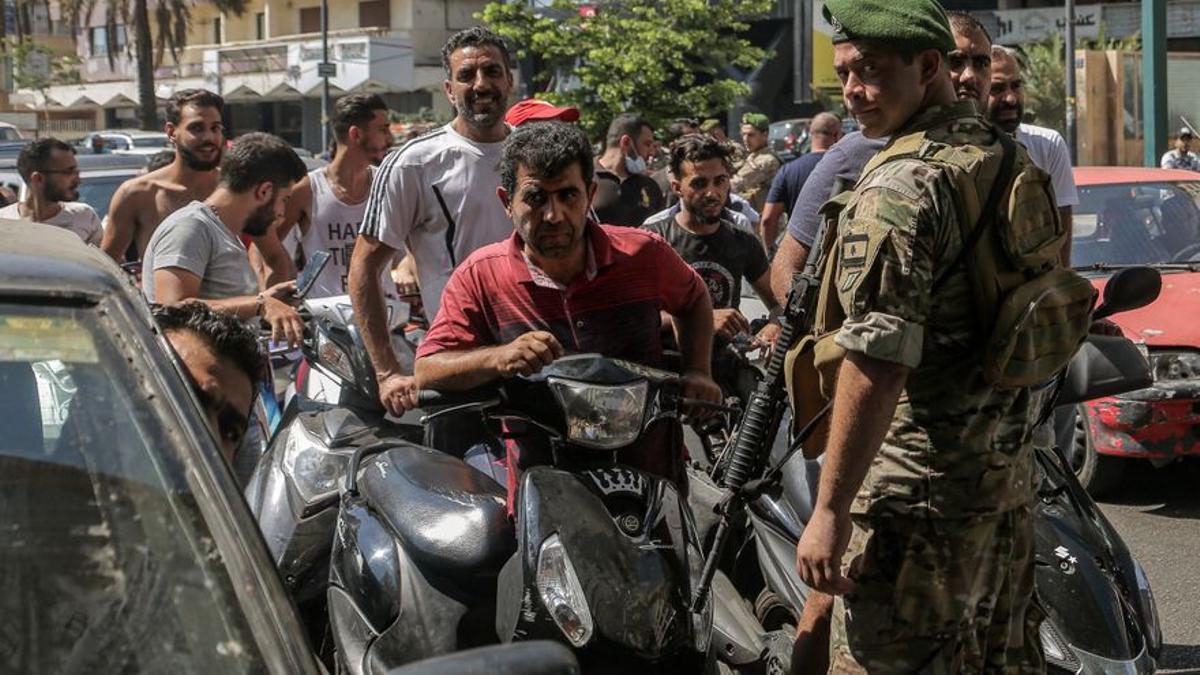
[142,133,309,347]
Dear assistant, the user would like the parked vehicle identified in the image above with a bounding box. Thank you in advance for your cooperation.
[327,353,784,673]
[0,153,147,220]
[695,266,1164,675]
[0,222,321,673]
[768,118,810,162]
[244,291,422,661]
[78,130,171,155]
[1060,167,1200,495]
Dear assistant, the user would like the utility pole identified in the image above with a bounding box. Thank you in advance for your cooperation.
[1143,0,1167,167]
[320,0,331,153]
[1064,0,1077,164]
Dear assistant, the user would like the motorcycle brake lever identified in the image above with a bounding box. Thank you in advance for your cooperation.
[677,398,741,415]
[418,398,501,424]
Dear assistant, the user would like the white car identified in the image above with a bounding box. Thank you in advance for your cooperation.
[80,131,171,156]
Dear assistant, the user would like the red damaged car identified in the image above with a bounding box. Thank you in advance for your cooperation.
[1057,167,1200,496]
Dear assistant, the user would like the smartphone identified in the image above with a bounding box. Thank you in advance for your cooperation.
[295,250,332,299]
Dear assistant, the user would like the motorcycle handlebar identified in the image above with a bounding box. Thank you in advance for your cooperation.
[417,387,499,408]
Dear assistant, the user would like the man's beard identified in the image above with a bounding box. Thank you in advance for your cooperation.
[989,101,1023,134]
[242,201,276,237]
[44,182,77,202]
[685,196,724,226]
[455,88,505,128]
[178,143,221,171]
[524,218,581,259]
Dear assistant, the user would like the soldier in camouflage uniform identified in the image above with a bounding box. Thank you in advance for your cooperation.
[730,113,781,214]
[793,0,1049,672]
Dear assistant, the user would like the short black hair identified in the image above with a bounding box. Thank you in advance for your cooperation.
[669,133,733,178]
[332,93,390,144]
[501,121,594,196]
[218,132,307,193]
[441,26,513,76]
[947,10,992,45]
[665,118,698,144]
[605,113,653,149]
[17,137,74,181]
[153,302,265,384]
[165,88,225,126]
[146,149,176,173]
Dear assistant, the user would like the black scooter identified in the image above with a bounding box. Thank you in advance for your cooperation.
[326,354,781,673]
[694,267,1165,674]
[244,293,423,655]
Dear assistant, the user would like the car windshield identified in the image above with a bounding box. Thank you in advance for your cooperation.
[1073,181,1200,267]
[0,127,21,141]
[78,174,134,220]
[0,303,265,673]
[133,137,167,148]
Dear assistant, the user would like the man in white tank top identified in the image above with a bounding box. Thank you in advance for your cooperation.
[252,93,393,296]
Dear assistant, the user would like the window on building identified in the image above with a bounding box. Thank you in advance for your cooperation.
[114,26,127,50]
[359,0,390,29]
[213,16,223,44]
[256,12,266,40]
[299,7,321,34]
[89,26,108,57]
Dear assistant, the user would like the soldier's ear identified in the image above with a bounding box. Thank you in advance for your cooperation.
[919,49,943,87]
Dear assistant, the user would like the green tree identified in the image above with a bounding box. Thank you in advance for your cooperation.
[480,0,774,139]
[63,0,249,130]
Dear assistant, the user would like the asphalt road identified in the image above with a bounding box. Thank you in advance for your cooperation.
[1098,459,1200,674]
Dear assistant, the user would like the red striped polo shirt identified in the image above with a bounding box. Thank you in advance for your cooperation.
[417,221,707,507]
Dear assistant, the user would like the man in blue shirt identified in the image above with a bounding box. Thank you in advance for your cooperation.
[758,113,842,249]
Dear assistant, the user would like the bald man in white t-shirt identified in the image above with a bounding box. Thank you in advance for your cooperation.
[989,45,1079,264]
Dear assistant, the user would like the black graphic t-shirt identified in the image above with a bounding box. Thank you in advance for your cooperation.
[642,211,769,310]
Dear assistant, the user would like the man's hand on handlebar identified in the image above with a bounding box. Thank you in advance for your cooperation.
[492,331,565,378]
[681,369,723,420]
[713,308,751,342]
[378,371,419,416]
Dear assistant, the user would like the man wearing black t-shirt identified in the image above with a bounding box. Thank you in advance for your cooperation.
[594,113,664,226]
[643,134,780,344]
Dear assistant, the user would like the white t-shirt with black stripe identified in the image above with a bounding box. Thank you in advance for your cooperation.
[360,123,510,319]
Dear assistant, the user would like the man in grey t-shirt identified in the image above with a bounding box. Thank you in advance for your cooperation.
[143,132,308,347]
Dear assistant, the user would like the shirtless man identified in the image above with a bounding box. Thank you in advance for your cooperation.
[101,88,294,281]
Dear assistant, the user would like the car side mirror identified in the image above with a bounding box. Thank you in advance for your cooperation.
[377,641,580,675]
[1094,267,1161,320]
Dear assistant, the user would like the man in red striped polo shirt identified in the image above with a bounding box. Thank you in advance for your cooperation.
[415,121,722,502]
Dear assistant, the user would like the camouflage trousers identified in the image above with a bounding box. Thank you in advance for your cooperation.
[829,506,1045,674]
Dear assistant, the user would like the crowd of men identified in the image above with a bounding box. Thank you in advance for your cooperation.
[5,2,1103,670]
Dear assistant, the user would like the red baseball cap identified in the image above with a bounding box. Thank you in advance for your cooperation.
[505,98,581,127]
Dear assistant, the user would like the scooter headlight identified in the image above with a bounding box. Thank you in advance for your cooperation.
[548,378,647,449]
[536,533,593,647]
[1133,560,1162,656]
[282,421,351,505]
[1039,618,1081,672]
[314,329,355,384]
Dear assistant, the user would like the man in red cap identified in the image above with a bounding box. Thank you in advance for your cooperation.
[504,98,580,127]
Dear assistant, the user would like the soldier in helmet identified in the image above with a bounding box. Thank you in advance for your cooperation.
[793,0,1061,671]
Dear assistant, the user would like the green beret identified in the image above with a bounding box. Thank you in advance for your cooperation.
[699,118,722,132]
[822,0,955,55]
[741,113,769,132]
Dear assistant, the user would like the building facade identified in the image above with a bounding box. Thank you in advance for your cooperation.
[14,0,486,151]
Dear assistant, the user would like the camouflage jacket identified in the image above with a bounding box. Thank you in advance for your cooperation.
[730,148,781,214]
[831,101,1044,519]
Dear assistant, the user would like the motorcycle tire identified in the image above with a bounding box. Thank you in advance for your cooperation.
[1068,404,1127,498]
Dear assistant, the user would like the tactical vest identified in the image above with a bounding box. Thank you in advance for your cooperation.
[796,126,1095,406]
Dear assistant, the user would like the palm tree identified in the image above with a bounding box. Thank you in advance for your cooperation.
[64,0,248,129]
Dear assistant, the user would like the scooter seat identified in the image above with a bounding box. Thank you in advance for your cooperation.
[359,443,515,577]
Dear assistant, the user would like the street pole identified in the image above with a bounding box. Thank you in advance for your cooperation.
[1065,0,1077,164]
[1143,0,1167,167]
[320,0,330,153]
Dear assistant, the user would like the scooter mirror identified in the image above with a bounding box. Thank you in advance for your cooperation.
[1094,267,1161,321]
[377,640,580,675]
[1057,334,1153,407]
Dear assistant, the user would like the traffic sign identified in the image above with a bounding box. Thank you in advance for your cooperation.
[317,62,337,77]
